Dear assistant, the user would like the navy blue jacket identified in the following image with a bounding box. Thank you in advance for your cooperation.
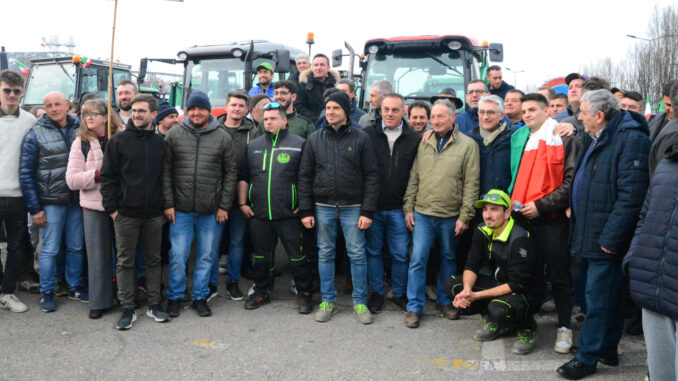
[624,136,678,320]
[489,81,515,100]
[20,114,80,214]
[470,121,516,195]
[570,110,650,260]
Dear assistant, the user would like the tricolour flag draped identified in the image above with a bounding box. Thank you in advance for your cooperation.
[511,118,565,206]
[15,61,29,76]
[645,95,652,120]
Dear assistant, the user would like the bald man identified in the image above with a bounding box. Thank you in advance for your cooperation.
[20,91,87,313]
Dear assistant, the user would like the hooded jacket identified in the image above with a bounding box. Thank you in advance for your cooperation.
[100,119,165,219]
[162,116,237,214]
[239,128,305,221]
[20,113,80,214]
[624,134,678,321]
[569,110,650,259]
[297,119,379,218]
[403,126,480,223]
[294,69,340,121]
[363,118,420,211]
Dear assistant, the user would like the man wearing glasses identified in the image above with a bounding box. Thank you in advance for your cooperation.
[0,70,35,313]
[101,94,169,330]
[445,190,545,355]
[456,80,490,136]
[272,81,315,138]
[237,102,315,313]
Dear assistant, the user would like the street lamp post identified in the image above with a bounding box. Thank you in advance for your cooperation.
[627,34,677,42]
[505,67,525,88]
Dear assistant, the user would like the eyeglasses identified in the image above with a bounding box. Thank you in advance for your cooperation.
[2,88,22,96]
[131,109,149,115]
[82,112,103,118]
[468,89,488,95]
[478,110,498,116]
[263,102,283,110]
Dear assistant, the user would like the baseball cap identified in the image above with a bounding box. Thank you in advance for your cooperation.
[474,189,511,209]
[255,62,274,73]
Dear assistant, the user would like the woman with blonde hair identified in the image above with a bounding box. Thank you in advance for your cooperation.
[66,99,121,319]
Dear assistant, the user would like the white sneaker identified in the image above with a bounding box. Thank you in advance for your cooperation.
[0,293,29,313]
[554,326,573,354]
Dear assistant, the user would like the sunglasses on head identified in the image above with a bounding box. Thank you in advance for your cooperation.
[263,102,283,110]
[2,88,22,96]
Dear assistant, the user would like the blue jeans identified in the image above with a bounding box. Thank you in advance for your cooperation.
[365,209,410,297]
[643,308,678,381]
[226,207,247,283]
[167,212,224,300]
[39,204,84,294]
[406,212,458,313]
[316,205,368,305]
[575,257,625,366]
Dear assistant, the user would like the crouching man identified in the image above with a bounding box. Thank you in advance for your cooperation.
[445,190,545,355]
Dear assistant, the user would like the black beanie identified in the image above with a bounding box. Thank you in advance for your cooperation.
[155,100,179,124]
[325,91,351,119]
[186,91,211,112]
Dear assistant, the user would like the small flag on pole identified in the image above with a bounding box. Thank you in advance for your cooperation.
[645,95,652,120]
[82,56,92,68]
[15,61,29,76]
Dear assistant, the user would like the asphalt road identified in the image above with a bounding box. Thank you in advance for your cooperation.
[1,245,648,380]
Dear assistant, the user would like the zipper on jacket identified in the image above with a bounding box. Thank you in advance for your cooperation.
[656,195,678,307]
[292,184,296,210]
[262,149,268,171]
[193,134,201,212]
[144,136,150,215]
[267,130,280,220]
[333,132,339,205]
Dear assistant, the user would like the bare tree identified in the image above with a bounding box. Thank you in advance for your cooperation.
[580,4,678,109]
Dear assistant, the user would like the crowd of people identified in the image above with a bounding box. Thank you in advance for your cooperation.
[1,54,678,380]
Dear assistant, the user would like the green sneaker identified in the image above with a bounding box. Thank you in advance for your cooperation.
[315,302,338,322]
[354,304,373,325]
[473,317,510,342]
[512,328,537,355]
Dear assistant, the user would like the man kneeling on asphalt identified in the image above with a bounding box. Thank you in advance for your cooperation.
[445,190,545,355]
[237,102,315,313]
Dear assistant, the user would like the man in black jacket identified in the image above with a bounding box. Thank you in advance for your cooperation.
[238,103,315,313]
[363,93,420,313]
[294,54,339,121]
[162,92,236,318]
[445,190,545,355]
[298,92,379,324]
[101,94,169,330]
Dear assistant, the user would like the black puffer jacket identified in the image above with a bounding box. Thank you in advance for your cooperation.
[294,69,340,121]
[100,119,165,219]
[19,114,80,214]
[298,119,379,218]
[363,118,420,211]
[239,128,304,220]
[162,116,237,214]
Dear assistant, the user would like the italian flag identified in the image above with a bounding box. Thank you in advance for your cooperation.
[15,61,29,76]
[82,56,92,68]
[645,95,652,120]
[510,118,565,205]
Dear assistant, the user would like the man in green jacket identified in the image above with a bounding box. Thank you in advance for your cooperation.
[403,99,480,328]
[163,91,237,317]
[215,91,262,300]
[272,80,316,138]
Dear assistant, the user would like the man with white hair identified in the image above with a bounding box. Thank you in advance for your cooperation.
[20,91,87,312]
[289,53,310,84]
[359,80,393,129]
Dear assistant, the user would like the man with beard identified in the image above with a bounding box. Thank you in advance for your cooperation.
[116,79,137,123]
[163,91,236,318]
[155,101,179,137]
[249,63,275,100]
[408,102,431,135]
[101,94,169,330]
[272,81,315,138]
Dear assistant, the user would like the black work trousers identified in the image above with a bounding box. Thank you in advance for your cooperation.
[249,217,314,296]
[444,274,540,330]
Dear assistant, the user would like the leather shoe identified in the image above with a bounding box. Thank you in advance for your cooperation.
[404,311,420,328]
[557,358,597,380]
[436,304,460,320]
[89,309,103,319]
[598,356,619,367]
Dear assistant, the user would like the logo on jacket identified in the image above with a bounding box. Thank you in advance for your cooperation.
[276,153,291,164]
[519,248,528,258]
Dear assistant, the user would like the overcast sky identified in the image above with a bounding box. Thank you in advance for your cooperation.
[2,0,675,91]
